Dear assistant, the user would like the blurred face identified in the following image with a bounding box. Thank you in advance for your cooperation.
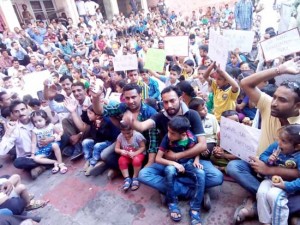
[230,55,238,64]
[167,127,183,142]
[32,115,46,129]
[121,129,133,140]
[71,70,81,80]
[4,79,13,89]
[12,103,30,124]
[72,85,86,103]
[0,93,11,107]
[271,86,299,118]
[240,63,250,71]
[60,78,72,95]
[169,71,178,83]
[278,131,295,155]
[124,89,141,111]
[87,109,97,121]
[197,104,207,119]
[140,72,149,82]
[162,90,181,116]
[215,73,228,88]
[128,71,139,84]
[198,70,205,83]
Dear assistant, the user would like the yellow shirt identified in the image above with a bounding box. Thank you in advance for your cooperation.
[256,92,300,155]
[211,80,240,121]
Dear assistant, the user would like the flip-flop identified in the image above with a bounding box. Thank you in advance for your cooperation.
[59,163,68,174]
[168,203,182,222]
[131,178,140,191]
[52,163,60,174]
[25,199,49,211]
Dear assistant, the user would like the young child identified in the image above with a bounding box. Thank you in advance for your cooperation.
[203,61,240,121]
[80,106,120,176]
[257,124,300,225]
[189,98,219,160]
[0,174,48,213]
[115,123,146,192]
[30,110,67,174]
[155,116,204,224]
[211,110,239,172]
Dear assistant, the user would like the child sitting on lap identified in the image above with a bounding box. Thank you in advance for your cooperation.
[155,116,204,225]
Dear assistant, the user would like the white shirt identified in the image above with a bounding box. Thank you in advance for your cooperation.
[85,1,99,16]
[76,0,87,16]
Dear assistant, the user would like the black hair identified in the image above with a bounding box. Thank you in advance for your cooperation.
[170,65,182,75]
[144,98,158,111]
[221,110,239,118]
[51,71,59,78]
[71,81,85,89]
[116,79,127,89]
[139,68,149,74]
[161,85,182,98]
[30,109,51,126]
[198,65,208,71]
[120,122,132,131]
[261,84,277,97]
[0,91,8,102]
[122,83,141,94]
[199,45,208,52]
[1,107,11,119]
[9,100,27,114]
[176,81,196,98]
[2,76,11,82]
[28,98,41,107]
[168,115,191,134]
[278,124,300,148]
[279,81,300,103]
[92,58,100,63]
[59,74,73,83]
[189,98,205,111]
[116,71,126,79]
[23,95,33,105]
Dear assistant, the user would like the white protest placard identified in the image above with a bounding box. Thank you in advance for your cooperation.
[222,30,255,53]
[274,74,300,86]
[220,116,261,162]
[208,30,229,70]
[113,54,138,71]
[22,70,51,98]
[164,36,189,56]
[260,28,300,62]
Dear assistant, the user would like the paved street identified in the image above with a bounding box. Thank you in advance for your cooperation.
[1,155,259,225]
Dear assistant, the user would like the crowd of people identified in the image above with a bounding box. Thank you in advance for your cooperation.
[0,0,299,224]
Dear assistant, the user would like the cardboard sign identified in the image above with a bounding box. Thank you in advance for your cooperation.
[222,30,255,53]
[164,36,189,56]
[113,54,138,71]
[220,117,261,162]
[22,70,51,98]
[144,48,166,73]
[260,28,300,61]
[208,30,229,70]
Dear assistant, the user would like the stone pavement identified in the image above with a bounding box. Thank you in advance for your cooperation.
[0,155,259,225]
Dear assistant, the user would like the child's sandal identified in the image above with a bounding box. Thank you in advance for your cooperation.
[131,178,140,191]
[52,163,60,174]
[122,177,132,191]
[59,163,68,174]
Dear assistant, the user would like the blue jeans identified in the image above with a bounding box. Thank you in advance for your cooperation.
[226,160,260,195]
[138,159,223,198]
[165,160,205,211]
[82,139,112,166]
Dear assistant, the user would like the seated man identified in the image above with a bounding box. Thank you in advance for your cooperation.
[0,100,54,179]
[123,85,223,209]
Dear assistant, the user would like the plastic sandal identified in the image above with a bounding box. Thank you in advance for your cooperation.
[168,203,182,222]
[122,177,132,191]
[190,210,202,225]
[25,199,49,211]
[233,197,257,224]
[131,178,140,191]
[59,163,68,174]
[52,163,60,174]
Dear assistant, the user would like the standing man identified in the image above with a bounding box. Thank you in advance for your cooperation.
[234,0,254,30]
[227,57,300,224]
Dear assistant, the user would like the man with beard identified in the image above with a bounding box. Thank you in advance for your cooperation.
[122,85,223,210]
[90,83,159,178]
[226,57,300,224]
[0,100,54,179]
